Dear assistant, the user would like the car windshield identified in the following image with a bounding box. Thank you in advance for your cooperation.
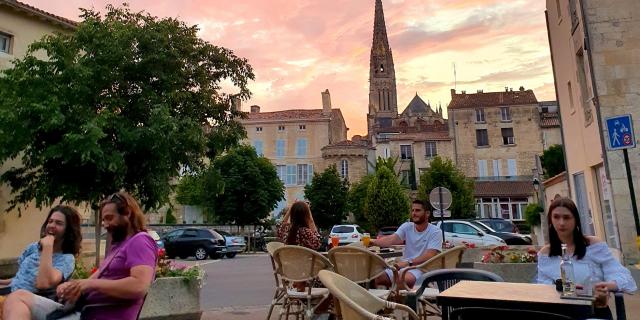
[483,220,512,232]
[332,226,355,233]
[215,230,231,236]
[470,221,492,233]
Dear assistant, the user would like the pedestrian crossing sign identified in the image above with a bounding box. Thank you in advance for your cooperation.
[606,114,635,150]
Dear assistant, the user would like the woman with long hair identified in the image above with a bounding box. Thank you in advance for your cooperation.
[536,197,636,319]
[277,201,320,250]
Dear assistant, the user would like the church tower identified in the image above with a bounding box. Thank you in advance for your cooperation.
[367,0,398,136]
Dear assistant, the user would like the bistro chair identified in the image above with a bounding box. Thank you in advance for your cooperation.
[266,241,286,320]
[272,245,333,319]
[319,270,418,320]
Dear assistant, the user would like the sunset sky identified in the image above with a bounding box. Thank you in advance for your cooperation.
[25,0,556,136]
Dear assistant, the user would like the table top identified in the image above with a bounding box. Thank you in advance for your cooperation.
[321,248,403,259]
[438,281,593,306]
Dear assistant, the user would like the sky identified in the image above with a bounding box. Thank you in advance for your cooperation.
[25,0,556,136]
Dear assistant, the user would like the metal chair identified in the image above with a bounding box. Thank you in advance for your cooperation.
[272,245,333,319]
[318,270,418,320]
[412,268,504,320]
[448,306,572,320]
[266,241,286,320]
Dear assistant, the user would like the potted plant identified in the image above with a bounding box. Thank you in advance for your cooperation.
[473,246,538,283]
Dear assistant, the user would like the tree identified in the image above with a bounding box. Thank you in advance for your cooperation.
[0,4,254,212]
[175,166,224,221]
[365,166,410,231]
[165,207,177,224]
[213,145,284,226]
[541,145,566,179]
[348,174,374,232]
[304,165,349,230]
[418,156,475,219]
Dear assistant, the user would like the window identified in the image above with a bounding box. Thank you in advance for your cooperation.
[253,140,263,156]
[475,108,485,123]
[298,124,306,131]
[297,164,309,185]
[340,160,349,179]
[507,159,517,176]
[476,129,489,147]
[182,230,198,238]
[425,141,437,158]
[451,223,478,235]
[286,165,297,185]
[276,139,285,158]
[400,145,412,159]
[478,160,488,177]
[383,147,390,158]
[296,139,307,157]
[501,128,515,145]
[567,81,575,113]
[492,159,502,177]
[255,127,263,132]
[0,33,11,54]
[276,165,286,183]
[400,170,411,186]
[278,125,285,131]
[500,107,511,121]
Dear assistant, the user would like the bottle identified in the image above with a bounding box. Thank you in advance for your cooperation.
[560,243,576,296]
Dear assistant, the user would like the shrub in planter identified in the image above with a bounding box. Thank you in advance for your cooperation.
[524,204,543,228]
[476,246,538,283]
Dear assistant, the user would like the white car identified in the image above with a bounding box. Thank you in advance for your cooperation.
[434,220,506,247]
[328,224,365,246]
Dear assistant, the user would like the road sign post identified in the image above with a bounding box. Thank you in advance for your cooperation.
[605,114,639,235]
[429,187,452,243]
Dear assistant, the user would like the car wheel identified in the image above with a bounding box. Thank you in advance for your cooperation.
[195,247,208,260]
[225,252,237,258]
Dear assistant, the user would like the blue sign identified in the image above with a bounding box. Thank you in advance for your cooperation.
[606,114,636,150]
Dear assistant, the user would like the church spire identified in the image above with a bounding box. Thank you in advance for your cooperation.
[368,0,398,135]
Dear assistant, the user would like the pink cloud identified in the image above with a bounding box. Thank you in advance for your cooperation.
[22,0,555,136]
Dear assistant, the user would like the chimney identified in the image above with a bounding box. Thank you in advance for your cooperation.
[505,87,509,92]
[250,105,260,113]
[519,86,525,91]
[461,90,466,94]
[231,95,241,112]
[321,89,332,115]
[450,89,456,96]
[477,89,483,93]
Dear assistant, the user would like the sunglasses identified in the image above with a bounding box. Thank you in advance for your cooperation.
[109,193,125,203]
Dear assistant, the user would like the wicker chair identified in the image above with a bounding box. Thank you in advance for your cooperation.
[327,246,399,301]
[266,241,285,320]
[272,245,334,319]
[318,270,418,320]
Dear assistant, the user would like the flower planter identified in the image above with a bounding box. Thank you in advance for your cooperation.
[139,277,202,320]
[473,262,537,283]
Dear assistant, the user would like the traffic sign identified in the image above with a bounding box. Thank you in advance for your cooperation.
[432,210,451,218]
[429,187,452,210]
[606,114,636,150]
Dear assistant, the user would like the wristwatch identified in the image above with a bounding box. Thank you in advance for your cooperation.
[407,259,413,266]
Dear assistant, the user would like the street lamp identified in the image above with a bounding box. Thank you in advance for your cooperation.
[533,177,540,192]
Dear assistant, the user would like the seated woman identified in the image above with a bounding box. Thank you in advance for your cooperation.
[277,201,321,250]
[536,197,637,319]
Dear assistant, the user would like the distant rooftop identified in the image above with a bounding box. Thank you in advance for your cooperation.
[448,88,538,109]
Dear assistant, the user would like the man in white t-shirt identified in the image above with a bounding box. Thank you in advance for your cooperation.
[371,200,443,289]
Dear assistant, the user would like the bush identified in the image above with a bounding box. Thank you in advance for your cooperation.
[524,204,543,227]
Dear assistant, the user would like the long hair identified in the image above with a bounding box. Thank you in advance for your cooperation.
[40,205,82,255]
[99,192,147,234]
[286,201,314,245]
[547,197,588,259]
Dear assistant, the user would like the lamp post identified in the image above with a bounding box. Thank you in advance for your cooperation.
[532,167,548,244]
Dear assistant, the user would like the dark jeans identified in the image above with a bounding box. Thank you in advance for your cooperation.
[591,306,613,320]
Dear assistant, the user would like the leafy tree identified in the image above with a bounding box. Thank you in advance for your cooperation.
[165,207,177,225]
[348,174,374,232]
[365,166,410,231]
[418,156,475,219]
[541,145,566,179]
[175,166,224,220]
[213,145,284,226]
[524,203,543,228]
[0,4,254,212]
[304,165,349,230]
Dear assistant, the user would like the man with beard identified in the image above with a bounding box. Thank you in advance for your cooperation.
[371,200,442,289]
[4,192,158,320]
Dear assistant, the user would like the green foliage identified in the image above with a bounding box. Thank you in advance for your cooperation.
[365,166,410,231]
[524,203,543,227]
[375,156,399,175]
[348,174,374,232]
[213,145,284,225]
[0,4,254,210]
[304,165,349,230]
[165,207,177,225]
[417,156,475,219]
[541,145,566,179]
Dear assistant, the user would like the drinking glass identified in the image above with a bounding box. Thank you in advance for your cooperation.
[362,233,370,247]
[331,235,340,248]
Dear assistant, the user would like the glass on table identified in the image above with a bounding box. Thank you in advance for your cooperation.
[362,233,371,247]
[331,235,340,248]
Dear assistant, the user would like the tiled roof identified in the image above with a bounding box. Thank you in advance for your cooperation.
[540,112,561,128]
[0,1,78,29]
[474,180,534,197]
[448,89,538,109]
[378,131,451,142]
[244,108,340,122]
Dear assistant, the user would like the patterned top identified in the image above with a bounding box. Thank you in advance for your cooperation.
[536,242,637,293]
[10,242,75,292]
[277,222,321,250]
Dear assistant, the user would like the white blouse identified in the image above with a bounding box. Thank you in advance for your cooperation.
[536,242,637,293]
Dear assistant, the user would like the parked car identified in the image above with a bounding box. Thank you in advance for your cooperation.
[476,218,520,234]
[376,226,398,239]
[327,224,364,246]
[162,228,227,260]
[468,220,532,245]
[434,220,506,248]
[215,229,246,258]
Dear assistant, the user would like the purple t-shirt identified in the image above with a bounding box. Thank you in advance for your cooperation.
[84,232,158,320]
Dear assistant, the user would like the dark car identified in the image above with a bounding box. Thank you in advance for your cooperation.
[469,220,531,245]
[476,218,520,234]
[376,226,398,239]
[162,228,227,260]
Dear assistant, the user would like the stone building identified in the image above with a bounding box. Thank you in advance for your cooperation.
[546,0,640,262]
[538,101,563,149]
